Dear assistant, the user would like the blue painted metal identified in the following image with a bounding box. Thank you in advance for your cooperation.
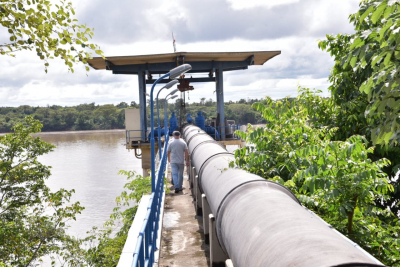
[132,141,168,267]
[205,126,220,140]
[216,64,226,141]
[150,73,170,192]
[145,77,216,84]
[147,128,165,139]
[164,101,169,143]
[155,80,179,158]
[112,60,251,75]
[186,113,193,124]
[156,88,166,160]
[149,123,240,143]
[163,94,177,142]
[169,112,178,135]
[138,70,147,141]
[195,111,205,130]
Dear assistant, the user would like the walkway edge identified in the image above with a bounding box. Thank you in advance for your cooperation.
[117,195,152,267]
[154,189,166,267]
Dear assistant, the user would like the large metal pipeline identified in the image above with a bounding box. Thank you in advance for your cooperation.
[182,125,383,267]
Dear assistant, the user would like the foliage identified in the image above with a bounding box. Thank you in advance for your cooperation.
[319,1,400,215]
[0,134,155,267]
[94,104,118,129]
[0,98,263,133]
[234,88,333,181]
[0,103,129,132]
[350,0,400,145]
[292,135,400,263]
[319,34,372,141]
[0,116,166,266]
[234,88,400,266]
[0,0,104,72]
[292,135,392,233]
[81,170,152,267]
[0,116,84,266]
[320,0,400,145]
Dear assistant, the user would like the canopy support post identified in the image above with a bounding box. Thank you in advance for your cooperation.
[138,70,147,141]
[216,63,225,141]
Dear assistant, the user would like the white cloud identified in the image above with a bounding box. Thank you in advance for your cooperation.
[227,0,300,10]
[0,0,361,107]
[0,35,335,106]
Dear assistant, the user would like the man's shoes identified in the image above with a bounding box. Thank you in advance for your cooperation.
[174,187,185,193]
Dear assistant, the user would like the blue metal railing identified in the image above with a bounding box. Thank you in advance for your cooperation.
[131,140,168,267]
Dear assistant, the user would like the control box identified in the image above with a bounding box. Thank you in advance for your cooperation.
[125,109,144,145]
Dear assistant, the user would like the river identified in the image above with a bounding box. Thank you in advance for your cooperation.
[37,129,141,238]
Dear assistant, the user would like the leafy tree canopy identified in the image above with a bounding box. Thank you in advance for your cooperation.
[0,0,104,73]
[0,116,84,266]
[320,0,400,145]
[233,88,400,265]
[319,0,400,213]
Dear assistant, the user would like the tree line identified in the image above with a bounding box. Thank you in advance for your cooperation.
[0,101,138,132]
[0,98,264,133]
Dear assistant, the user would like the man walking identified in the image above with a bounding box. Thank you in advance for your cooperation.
[167,131,190,193]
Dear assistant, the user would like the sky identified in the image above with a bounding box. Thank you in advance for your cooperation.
[0,0,360,107]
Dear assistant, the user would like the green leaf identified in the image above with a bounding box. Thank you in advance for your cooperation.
[371,2,387,24]
[371,55,383,67]
[360,5,374,23]
[351,37,364,49]
[350,56,358,68]
[383,51,393,66]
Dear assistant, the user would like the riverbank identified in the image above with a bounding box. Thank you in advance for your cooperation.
[37,130,141,237]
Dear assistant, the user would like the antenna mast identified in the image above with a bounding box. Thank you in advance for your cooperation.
[172,32,177,53]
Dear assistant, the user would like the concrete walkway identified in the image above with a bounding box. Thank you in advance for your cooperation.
[158,166,209,267]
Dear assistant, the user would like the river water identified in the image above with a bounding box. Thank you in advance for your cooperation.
[37,129,142,238]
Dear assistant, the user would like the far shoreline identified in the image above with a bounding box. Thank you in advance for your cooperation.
[0,128,126,136]
[35,129,126,135]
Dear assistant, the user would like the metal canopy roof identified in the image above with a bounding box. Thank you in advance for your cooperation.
[88,50,281,142]
[87,51,281,71]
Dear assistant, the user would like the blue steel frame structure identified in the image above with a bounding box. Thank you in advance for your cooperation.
[87,52,281,266]
[149,73,170,192]
[162,93,178,143]
[131,140,168,267]
[106,56,260,141]
[131,65,191,266]
[155,82,178,159]
[156,92,163,160]
[156,85,168,160]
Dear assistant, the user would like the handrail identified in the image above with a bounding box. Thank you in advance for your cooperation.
[215,125,241,140]
[131,140,168,267]
[126,129,147,144]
